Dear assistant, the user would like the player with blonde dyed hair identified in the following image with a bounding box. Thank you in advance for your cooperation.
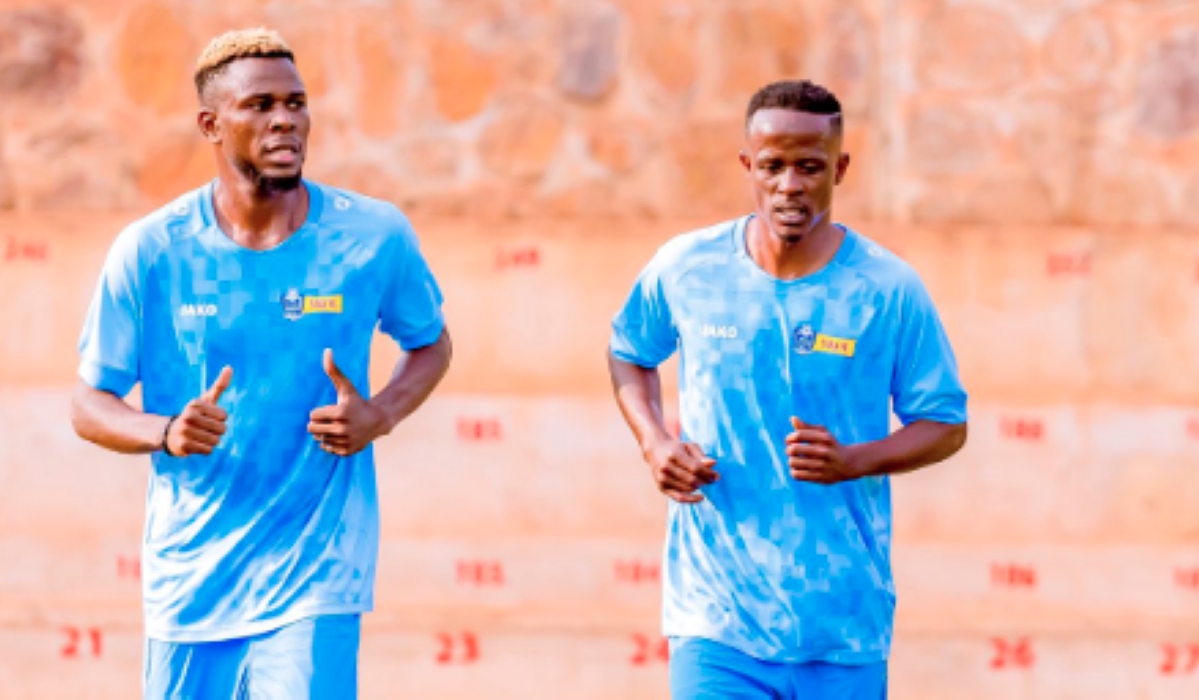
[72,28,452,698]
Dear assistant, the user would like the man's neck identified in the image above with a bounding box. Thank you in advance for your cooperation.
[212,176,309,251]
[746,216,844,281]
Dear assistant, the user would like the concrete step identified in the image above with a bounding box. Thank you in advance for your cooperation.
[1,623,1197,700]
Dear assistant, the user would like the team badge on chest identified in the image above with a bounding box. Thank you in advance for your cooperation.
[793,321,856,357]
[794,323,816,354]
[281,288,344,321]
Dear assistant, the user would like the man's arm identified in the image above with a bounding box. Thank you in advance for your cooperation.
[850,420,967,477]
[71,383,172,454]
[371,328,453,430]
[309,328,452,456]
[786,417,967,484]
[608,351,717,503]
[70,366,232,457]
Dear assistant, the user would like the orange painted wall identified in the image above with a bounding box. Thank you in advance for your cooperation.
[1,1,1197,698]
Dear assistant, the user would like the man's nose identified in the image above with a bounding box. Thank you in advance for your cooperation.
[778,168,804,194]
[269,107,295,131]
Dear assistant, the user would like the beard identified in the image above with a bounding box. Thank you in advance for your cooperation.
[235,157,303,195]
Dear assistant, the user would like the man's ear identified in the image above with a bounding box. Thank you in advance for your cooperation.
[197,105,221,144]
[739,150,752,173]
[834,152,851,186]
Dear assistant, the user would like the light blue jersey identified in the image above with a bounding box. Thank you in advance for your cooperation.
[610,216,967,664]
[78,181,444,642]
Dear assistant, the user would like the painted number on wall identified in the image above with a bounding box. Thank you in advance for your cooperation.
[116,555,141,581]
[2,237,49,263]
[1046,252,1090,276]
[1160,644,1199,676]
[630,634,670,665]
[496,246,541,269]
[991,563,1037,589]
[436,632,479,665]
[456,560,505,586]
[1000,417,1044,442]
[615,560,660,585]
[1175,568,1199,590]
[990,638,1034,670]
[61,627,102,659]
[456,418,503,443]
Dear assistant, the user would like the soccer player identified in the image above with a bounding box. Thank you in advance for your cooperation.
[607,80,968,698]
[70,29,451,698]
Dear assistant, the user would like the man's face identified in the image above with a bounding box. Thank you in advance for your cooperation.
[739,109,850,244]
[200,57,309,194]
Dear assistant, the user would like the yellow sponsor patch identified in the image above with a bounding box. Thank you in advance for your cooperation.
[814,334,855,357]
[302,295,343,314]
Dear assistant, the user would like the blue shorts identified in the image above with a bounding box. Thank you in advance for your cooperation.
[143,615,360,700]
[670,637,887,700]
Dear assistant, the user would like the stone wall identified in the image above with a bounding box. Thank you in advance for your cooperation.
[2,0,1198,226]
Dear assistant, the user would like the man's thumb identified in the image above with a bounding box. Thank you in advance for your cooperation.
[203,365,233,404]
[790,416,804,431]
[323,348,353,398]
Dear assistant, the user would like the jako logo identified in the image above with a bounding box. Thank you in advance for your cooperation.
[179,303,217,317]
[701,324,739,339]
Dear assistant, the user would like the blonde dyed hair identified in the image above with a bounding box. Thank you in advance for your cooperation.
[194,28,295,100]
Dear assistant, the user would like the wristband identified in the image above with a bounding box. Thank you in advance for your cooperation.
[161,415,180,457]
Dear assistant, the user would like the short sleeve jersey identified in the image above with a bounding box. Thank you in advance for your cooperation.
[77,181,445,642]
[610,216,967,663]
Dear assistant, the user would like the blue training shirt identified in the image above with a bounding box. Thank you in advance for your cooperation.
[610,215,967,663]
[78,180,445,642]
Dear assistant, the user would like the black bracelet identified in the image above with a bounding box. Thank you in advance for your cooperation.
[161,415,179,457]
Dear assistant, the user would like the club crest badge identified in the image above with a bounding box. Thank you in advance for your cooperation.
[282,288,304,321]
[794,323,816,354]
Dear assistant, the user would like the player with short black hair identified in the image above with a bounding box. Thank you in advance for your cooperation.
[608,79,968,698]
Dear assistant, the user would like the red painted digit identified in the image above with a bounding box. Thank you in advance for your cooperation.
[88,629,103,658]
[656,637,670,662]
[990,638,1008,669]
[630,634,649,665]
[462,633,479,663]
[1162,643,1178,675]
[61,627,80,659]
[1185,644,1199,674]
[1012,638,1034,668]
[435,633,454,665]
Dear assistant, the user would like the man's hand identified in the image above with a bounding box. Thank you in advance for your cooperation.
[786,416,862,484]
[643,437,719,504]
[308,349,389,457]
[165,365,232,457]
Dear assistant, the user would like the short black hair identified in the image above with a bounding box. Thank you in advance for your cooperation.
[745,80,842,133]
